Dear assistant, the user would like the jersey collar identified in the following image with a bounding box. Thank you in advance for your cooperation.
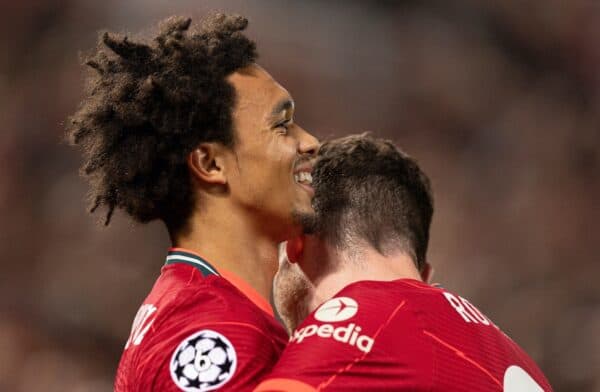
[166,247,275,317]
[166,248,219,277]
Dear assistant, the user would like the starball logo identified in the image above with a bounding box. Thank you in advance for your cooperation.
[290,297,374,353]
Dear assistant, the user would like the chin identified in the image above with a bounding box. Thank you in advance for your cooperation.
[291,209,318,234]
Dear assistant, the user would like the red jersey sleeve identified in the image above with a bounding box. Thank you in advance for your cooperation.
[145,321,283,391]
[121,288,286,391]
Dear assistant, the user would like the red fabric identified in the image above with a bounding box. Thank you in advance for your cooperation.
[167,247,276,317]
[115,263,288,391]
[256,279,552,391]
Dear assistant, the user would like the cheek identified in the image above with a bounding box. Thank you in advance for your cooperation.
[263,141,296,180]
[235,138,297,198]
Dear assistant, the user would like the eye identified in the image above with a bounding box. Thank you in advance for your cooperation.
[275,120,292,134]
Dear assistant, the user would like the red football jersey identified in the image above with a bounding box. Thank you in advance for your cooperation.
[115,248,288,391]
[256,279,552,391]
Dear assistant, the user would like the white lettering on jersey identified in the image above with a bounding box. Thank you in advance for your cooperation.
[442,292,491,326]
[290,297,374,353]
[125,304,157,349]
[291,323,374,353]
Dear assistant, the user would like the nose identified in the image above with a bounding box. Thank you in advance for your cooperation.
[296,126,320,157]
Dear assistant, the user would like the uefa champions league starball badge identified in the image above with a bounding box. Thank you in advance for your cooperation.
[170,330,237,391]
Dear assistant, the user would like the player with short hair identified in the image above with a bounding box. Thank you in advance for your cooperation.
[67,14,319,391]
[255,134,552,391]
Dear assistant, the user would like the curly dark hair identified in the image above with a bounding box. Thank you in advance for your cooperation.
[66,14,257,231]
[309,133,434,270]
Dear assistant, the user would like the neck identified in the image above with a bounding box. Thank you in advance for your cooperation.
[174,204,280,304]
[305,246,422,314]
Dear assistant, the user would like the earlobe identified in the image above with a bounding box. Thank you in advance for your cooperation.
[285,236,305,264]
[187,143,227,185]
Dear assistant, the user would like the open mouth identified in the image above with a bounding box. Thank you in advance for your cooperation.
[294,171,313,186]
[293,164,314,196]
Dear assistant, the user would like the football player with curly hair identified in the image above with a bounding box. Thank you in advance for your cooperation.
[68,14,318,391]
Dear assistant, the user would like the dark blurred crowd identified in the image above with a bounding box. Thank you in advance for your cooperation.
[0,1,598,391]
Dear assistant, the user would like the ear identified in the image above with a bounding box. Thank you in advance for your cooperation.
[285,236,305,264]
[421,262,434,283]
[187,143,227,185]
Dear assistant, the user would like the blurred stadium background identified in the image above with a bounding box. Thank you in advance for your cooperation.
[1,0,598,390]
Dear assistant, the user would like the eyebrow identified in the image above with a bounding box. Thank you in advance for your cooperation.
[270,99,294,118]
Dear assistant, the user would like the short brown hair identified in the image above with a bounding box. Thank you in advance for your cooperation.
[309,133,434,269]
[67,14,257,232]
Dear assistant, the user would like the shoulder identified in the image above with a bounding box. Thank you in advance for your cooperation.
[146,277,287,359]
[298,280,432,355]
[118,274,287,391]
[148,269,274,329]
[339,278,439,300]
[256,280,434,391]
[312,279,436,330]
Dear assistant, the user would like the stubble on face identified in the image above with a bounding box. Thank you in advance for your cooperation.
[290,155,317,235]
[292,209,318,235]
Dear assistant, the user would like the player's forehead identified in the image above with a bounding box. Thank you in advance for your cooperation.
[228,63,294,120]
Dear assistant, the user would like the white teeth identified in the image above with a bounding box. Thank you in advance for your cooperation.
[294,172,313,185]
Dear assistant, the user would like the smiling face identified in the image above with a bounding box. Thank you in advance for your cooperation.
[223,64,319,241]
